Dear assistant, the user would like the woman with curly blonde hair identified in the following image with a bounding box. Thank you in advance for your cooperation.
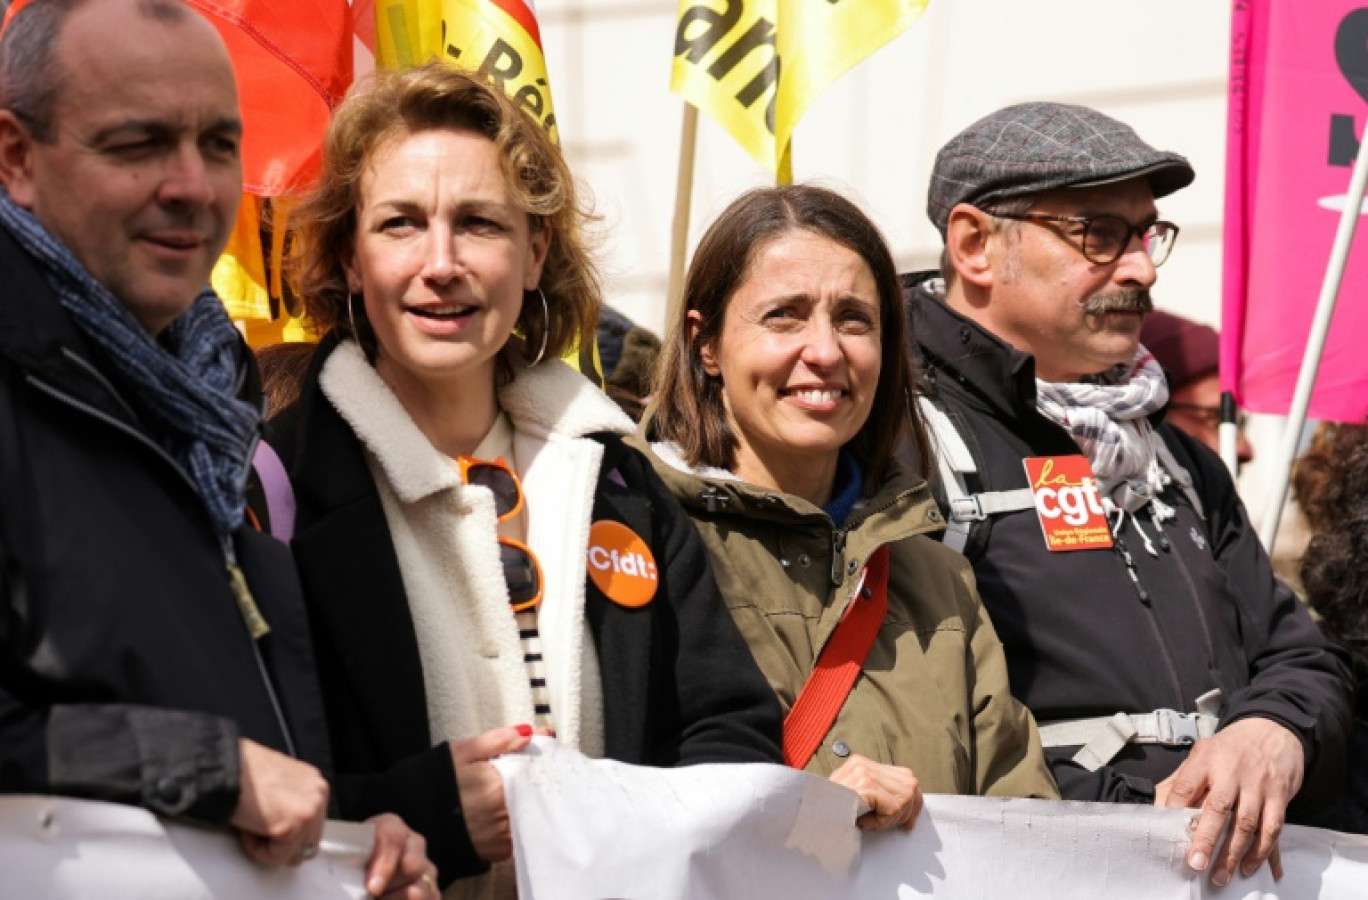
[269,63,781,894]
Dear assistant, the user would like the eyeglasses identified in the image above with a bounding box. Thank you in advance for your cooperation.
[986,210,1180,267]
[455,456,544,612]
[1167,402,1249,430]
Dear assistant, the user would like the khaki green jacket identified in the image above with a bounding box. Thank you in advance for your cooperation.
[642,440,1058,799]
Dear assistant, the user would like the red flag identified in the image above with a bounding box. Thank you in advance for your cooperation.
[188,0,352,195]
[185,1,353,342]
[1,0,35,30]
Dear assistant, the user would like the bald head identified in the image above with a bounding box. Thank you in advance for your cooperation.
[0,0,204,142]
[0,0,241,333]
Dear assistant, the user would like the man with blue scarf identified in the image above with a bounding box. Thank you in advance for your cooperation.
[0,0,436,894]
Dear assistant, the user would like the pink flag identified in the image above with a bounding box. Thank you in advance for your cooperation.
[1224,1,1368,424]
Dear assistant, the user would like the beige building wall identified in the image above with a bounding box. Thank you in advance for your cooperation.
[537,0,1232,336]
[536,1,1321,530]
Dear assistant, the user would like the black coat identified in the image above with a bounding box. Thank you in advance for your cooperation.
[904,272,1353,818]
[0,228,331,822]
[270,333,782,887]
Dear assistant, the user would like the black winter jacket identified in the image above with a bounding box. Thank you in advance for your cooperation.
[0,228,332,823]
[904,272,1352,817]
[270,333,783,888]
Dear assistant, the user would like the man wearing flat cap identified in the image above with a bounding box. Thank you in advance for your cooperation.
[902,102,1351,885]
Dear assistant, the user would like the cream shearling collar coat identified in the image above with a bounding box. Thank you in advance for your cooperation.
[274,331,783,888]
[320,340,634,756]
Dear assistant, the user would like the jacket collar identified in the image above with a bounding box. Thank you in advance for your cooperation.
[0,227,132,412]
[903,270,1043,426]
[0,226,258,428]
[640,435,944,541]
[318,339,634,504]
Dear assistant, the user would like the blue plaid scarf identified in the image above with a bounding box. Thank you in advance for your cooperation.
[0,189,260,536]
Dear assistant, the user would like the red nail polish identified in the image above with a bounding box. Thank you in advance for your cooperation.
[515,724,532,738]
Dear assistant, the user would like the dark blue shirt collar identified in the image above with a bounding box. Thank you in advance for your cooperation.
[822,449,864,528]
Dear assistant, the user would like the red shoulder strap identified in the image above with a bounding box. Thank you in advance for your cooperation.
[782,545,890,769]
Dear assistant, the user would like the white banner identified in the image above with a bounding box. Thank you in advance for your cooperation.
[0,794,372,899]
[494,739,1368,899]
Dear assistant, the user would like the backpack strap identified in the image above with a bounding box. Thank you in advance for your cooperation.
[783,545,891,769]
[917,395,1034,553]
[252,440,296,543]
[1037,688,1224,771]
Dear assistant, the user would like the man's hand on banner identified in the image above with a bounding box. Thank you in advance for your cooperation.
[828,754,923,831]
[1154,718,1304,886]
[450,723,535,863]
[231,738,331,866]
[364,812,439,898]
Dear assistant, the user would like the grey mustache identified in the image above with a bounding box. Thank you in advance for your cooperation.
[1081,290,1153,316]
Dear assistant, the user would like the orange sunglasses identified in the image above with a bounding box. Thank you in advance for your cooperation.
[456,456,544,612]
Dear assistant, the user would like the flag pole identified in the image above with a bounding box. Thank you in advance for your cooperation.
[1257,124,1368,550]
[1218,392,1238,476]
[667,104,699,328]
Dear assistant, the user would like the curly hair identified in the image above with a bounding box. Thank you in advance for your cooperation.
[650,183,931,492]
[1296,422,1368,682]
[289,62,599,369]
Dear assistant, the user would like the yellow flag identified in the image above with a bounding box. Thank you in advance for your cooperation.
[374,0,559,143]
[212,198,309,344]
[214,197,272,325]
[671,0,929,178]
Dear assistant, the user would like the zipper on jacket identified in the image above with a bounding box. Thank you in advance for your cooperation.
[61,348,139,423]
[28,370,300,758]
[826,484,933,588]
[829,529,846,586]
[1162,525,1223,684]
[1115,533,1186,707]
[223,538,271,640]
[1113,536,1150,604]
[221,535,296,758]
[27,373,199,499]
[700,484,729,513]
[1117,494,1219,708]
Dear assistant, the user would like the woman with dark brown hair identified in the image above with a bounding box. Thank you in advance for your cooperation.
[270,63,781,894]
[641,184,1057,831]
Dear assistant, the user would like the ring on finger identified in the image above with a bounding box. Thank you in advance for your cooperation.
[420,872,438,895]
[299,843,319,860]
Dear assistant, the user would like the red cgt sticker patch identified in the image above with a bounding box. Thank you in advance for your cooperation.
[1022,456,1114,552]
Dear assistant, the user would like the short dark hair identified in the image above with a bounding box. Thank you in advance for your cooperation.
[0,0,187,142]
[290,62,598,370]
[0,0,83,141]
[652,183,931,490]
[938,193,1035,285]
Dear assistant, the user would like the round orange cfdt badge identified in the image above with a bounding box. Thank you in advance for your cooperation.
[587,520,658,608]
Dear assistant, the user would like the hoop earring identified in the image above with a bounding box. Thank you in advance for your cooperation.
[347,291,360,342]
[528,288,550,367]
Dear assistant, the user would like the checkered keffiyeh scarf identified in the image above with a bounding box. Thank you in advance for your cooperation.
[0,188,260,536]
[1035,348,1170,498]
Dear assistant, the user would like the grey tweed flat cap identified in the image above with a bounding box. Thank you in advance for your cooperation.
[927,102,1195,235]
